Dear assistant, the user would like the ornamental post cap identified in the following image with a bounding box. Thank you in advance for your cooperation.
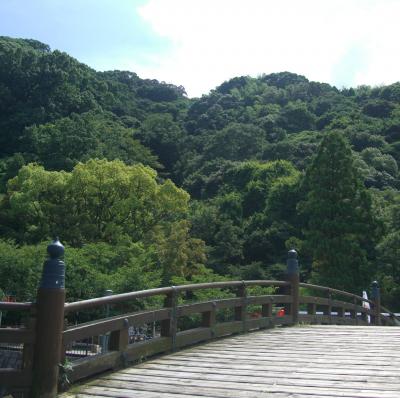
[287,249,298,259]
[47,237,64,259]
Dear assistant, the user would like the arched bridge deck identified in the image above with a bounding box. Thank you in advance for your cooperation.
[1,271,399,397]
[63,325,400,398]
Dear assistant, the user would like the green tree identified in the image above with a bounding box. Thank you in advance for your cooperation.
[300,131,378,293]
[1,159,189,245]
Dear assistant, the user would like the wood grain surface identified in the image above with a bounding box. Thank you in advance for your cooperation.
[60,325,400,398]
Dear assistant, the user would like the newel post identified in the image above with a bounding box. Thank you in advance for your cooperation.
[161,287,178,352]
[371,281,381,326]
[287,249,300,324]
[31,238,66,398]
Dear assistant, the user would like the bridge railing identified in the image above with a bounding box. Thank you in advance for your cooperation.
[0,302,34,396]
[0,241,398,398]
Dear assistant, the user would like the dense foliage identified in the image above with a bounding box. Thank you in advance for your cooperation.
[1,37,400,309]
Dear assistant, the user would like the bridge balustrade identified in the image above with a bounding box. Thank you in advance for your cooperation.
[0,240,398,398]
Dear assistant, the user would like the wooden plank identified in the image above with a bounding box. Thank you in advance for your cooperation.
[214,297,242,309]
[214,320,243,336]
[63,309,170,344]
[246,294,292,305]
[0,328,34,343]
[245,316,274,330]
[0,369,32,387]
[92,376,400,398]
[74,385,305,398]
[66,389,217,398]
[69,351,120,383]
[106,371,400,392]
[169,351,400,366]
[64,325,400,397]
[124,337,171,362]
[149,357,400,376]
[134,362,400,382]
[176,327,212,348]
[177,301,213,317]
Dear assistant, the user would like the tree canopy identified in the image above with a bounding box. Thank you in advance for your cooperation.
[1,36,400,309]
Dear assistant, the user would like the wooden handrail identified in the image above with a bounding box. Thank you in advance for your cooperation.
[4,244,399,397]
[299,282,375,305]
[381,304,400,323]
[64,280,290,313]
[0,301,33,311]
[1,278,399,396]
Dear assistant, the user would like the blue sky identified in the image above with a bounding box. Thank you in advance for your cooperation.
[1,0,400,97]
[0,0,170,69]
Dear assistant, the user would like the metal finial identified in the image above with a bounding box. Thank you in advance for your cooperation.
[287,249,299,275]
[47,237,65,259]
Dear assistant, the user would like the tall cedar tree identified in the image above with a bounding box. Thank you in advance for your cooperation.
[300,131,378,293]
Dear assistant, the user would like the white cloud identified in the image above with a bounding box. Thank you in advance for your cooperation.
[131,0,400,97]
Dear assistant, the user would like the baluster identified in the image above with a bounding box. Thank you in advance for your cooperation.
[371,281,381,326]
[109,319,130,364]
[287,249,300,324]
[202,301,217,337]
[353,296,358,325]
[327,290,332,324]
[22,305,36,372]
[161,287,178,351]
[337,306,344,320]
[235,282,247,332]
[307,303,316,324]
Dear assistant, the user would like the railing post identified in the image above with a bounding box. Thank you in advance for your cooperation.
[22,306,36,372]
[101,289,113,353]
[287,249,300,324]
[31,238,66,398]
[109,318,130,367]
[352,297,358,325]
[327,290,333,324]
[202,301,217,337]
[234,281,247,332]
[161,287,178,351]
[371,281,381,326]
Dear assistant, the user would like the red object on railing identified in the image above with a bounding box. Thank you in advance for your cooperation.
[277,308,285,317]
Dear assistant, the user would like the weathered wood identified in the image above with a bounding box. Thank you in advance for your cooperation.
[63,308,171,345]
[234,283,247,333]
[109,324,129,353]
[247,294,292,305]
[22,311,36,372]
[246,316,274,330]
[160,289,178,352]
[87,374,400,398]
[0,328,34,343]
[176,327,212,348]
[201,301,216,337]
[124,337,171,363]
[106,371,400,394]
[177,301,213,317]
[66,325,400,398]
[32,287,65,398]
[64,280,290,314]
[214,320,243,337]
[261,302,272,318]
[0,369,32,387]
[0,301,32,311]
[69,351,120,383]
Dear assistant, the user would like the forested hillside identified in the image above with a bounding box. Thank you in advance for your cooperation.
[1,37,400,309]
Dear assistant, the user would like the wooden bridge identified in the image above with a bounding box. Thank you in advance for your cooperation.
[61,325,400,398]
[1,242,399,398]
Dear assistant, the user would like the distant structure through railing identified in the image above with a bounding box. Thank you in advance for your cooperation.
[0,240,398,398]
